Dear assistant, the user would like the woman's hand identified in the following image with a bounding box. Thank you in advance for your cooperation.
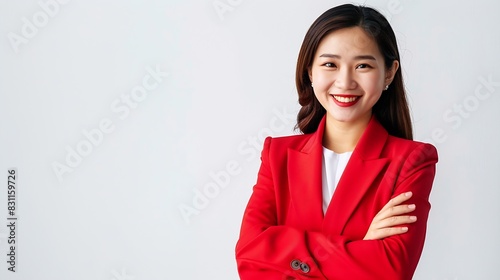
[363,191,417,240]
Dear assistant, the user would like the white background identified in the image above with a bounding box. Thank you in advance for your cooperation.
[1,0,499,279]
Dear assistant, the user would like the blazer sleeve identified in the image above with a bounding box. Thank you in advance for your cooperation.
[235,137,438,280]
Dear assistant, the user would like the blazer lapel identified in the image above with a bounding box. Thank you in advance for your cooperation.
[287,117,326,231]
[322,117,390,235]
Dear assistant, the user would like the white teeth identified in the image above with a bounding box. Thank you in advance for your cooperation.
[333,96,358,103]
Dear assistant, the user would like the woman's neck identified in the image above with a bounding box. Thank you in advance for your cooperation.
[322,113,371,153]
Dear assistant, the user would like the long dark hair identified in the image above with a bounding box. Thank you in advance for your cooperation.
[295,4,413,140]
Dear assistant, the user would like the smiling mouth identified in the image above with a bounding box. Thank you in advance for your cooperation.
[332,95,360,103]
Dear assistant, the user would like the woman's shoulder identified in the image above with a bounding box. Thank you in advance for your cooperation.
[262,133,314,153]
[385,135,438,163]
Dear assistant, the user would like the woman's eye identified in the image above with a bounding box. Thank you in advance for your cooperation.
[356,64,371,69]
[324,62,336,68]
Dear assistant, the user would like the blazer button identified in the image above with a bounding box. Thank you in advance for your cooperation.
[300,262,310,273]
[290,259,301,270]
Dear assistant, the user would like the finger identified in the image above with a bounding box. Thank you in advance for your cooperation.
[379,191,413,212]
[365,226,410,240]
[389,192,413,208]
[376,215,417,229]
[376,204,416,221]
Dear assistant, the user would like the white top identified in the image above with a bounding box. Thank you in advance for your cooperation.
[322,147,353,214]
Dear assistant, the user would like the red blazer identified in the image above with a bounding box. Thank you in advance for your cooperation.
[235,116,438,280]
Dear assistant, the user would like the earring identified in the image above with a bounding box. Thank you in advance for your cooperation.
[311,83,314,88]
[384,84,389,91]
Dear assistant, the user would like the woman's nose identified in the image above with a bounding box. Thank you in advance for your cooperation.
[334,68,357,90]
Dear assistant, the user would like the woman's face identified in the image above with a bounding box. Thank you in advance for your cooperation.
[309,26,398,127]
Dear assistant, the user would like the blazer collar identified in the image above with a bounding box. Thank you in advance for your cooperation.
[287,115,390,234]
[300,114,388,160]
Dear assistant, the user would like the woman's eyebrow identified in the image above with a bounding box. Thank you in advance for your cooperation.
[319,54,377,60]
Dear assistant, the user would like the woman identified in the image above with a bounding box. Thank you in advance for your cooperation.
[235,4,438,280]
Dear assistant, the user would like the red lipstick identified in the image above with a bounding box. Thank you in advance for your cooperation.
[331,94,361,107]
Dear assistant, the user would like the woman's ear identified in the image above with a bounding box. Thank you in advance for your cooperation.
[385,60,399,85]
[308,67,312,82]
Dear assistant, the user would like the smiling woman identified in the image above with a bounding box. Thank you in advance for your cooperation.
[309,26,399,153]
[235,4,438,280]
